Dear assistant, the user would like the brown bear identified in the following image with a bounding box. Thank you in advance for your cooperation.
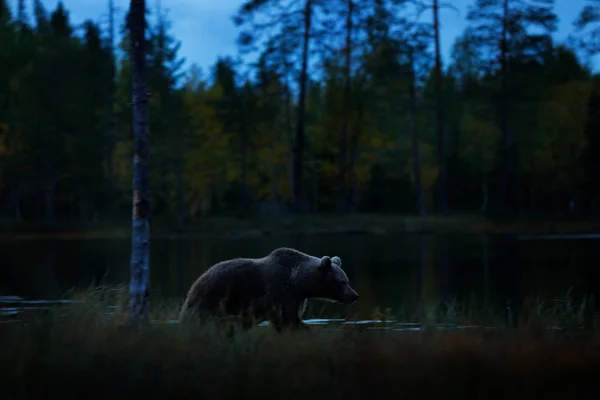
[178,247,359,331]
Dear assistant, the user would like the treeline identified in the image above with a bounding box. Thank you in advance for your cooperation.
[0,0,599,227]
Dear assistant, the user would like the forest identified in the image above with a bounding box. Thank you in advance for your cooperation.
[0,0,599,228]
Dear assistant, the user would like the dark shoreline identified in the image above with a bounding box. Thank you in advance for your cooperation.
[2,213,600,240]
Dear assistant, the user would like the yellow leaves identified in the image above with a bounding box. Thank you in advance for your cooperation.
[256,142,283,166]
[342,132,399,193]
[459,103,501,173]
[149,92,163,110]
[0,124,29,159]
[112,140,133,192]
[204,84,225,101]
[185,134,228,205]
[367,135,388,151]
[521,137,551,177]
[182,82,236,216]
[253,133,292,202]
[405,142,439,190]
[225,165,239,183]
[542,80,591,148]
[421,165,440,191]
[525,80,593,185]
[0,123,8,157]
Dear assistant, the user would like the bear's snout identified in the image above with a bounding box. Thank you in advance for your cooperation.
[342,287,359,305]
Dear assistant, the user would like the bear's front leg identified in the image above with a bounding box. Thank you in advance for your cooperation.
[268,306,300,332]
[292,318,310,330]
[273,317,308,332]
[279,302,310,331]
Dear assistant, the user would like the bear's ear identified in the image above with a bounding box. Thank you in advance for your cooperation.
[319,256,332,271]
[331,256,342,266]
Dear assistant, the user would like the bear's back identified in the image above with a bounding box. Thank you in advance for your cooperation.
[180,247,319,322]
[266,247,313,268]
[184,258,266,313]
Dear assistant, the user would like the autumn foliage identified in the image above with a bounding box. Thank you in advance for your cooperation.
[0,0,599,226]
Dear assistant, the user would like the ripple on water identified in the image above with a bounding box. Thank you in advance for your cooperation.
[0,299,510,332]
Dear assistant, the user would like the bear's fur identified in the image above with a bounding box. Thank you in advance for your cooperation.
[178,247,359,331]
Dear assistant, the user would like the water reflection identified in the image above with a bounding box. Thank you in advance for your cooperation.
[1,233,600,322]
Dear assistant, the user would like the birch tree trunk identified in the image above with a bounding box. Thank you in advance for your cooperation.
[128,0,150,327]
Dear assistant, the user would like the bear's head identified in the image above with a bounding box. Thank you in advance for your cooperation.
[311,255,359,305]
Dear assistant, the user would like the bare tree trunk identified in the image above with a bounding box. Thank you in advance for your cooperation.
[34,173,42,228]
[568,153,577,215]
[569,196,575,214]
[240,122,249,212]
[10,188,21,222]
[568,182,576,215]
[529,186,535,211]
[481,173,489,212]
[128,0,150,327]
[45,181,55,224]
[346,79,363,213]
[238,86,249,212]
[79,190,88,223]
[106,0,116,213]
[416,233,426,323]
[175,157,187,229]
[271,162,280,209]
[241,136,249,212]
[17,0,25,25]
[292,0,313,212]
[499,0,510,211]
[284,80,294,204]
[336,0,353,213]
[409,54,425,217]
[433,0,447,214]
[483,235,489,310]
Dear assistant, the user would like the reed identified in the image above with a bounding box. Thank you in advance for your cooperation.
[2,285,600,399]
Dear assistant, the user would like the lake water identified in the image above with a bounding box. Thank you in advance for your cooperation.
[1,233,600,322]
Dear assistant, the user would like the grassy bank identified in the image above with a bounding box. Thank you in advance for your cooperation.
[2,286,600,399]
[3,213,600,239]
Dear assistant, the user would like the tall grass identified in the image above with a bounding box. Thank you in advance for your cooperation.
[2,285,600,399]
